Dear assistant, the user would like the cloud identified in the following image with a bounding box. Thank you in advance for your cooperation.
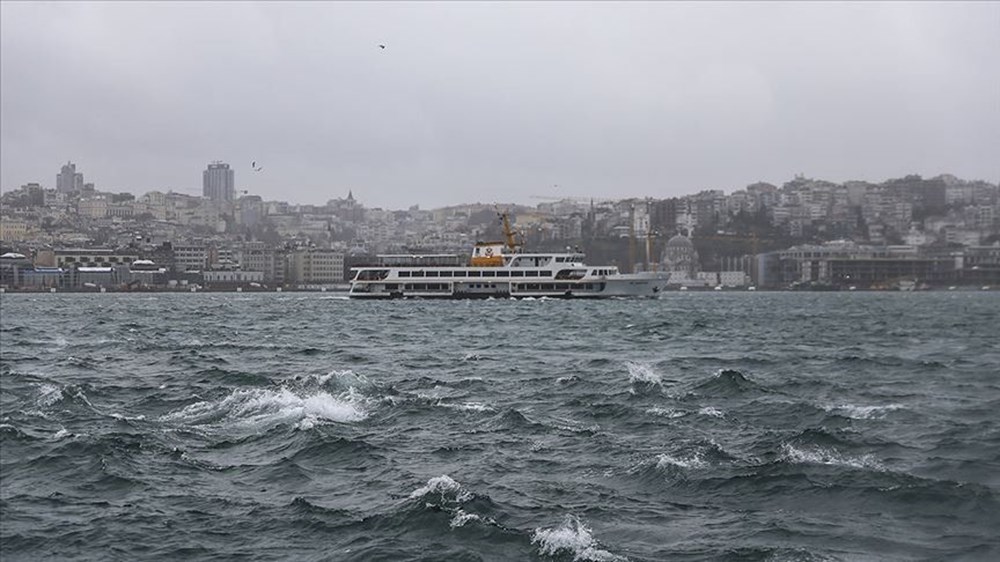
[2,2,998,208]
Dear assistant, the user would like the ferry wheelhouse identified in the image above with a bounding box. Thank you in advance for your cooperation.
[348,213,669,299]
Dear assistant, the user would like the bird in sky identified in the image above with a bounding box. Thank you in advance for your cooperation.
[251,161,263,172]
[378,44,386,50]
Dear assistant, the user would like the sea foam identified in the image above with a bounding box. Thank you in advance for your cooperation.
[36,383,63,407]
[782,444,884,471]
[449,508,483,528]
[408,475,470,502]
[646,406,687,418]
[825,403,904,420]
[161,386,367,434]
[698,406,724,418]
[442,401,495,413]
[655,452,709,470]
[626,362,661,386]
[532,516,625,561]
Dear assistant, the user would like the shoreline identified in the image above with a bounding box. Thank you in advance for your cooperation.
[0,286,992,295]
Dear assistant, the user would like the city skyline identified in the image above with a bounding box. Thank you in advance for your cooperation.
[2,2,998,210]
[4,158,998,212]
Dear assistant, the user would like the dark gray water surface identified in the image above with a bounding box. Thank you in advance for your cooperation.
[1,293,998,561]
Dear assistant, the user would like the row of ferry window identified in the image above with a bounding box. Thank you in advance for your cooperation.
[397,270,553,278]
[592,269,614,276]
[383,282,599,292]
[515,283,597,291]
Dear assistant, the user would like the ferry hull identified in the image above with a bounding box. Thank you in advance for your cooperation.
[349,273,670,300]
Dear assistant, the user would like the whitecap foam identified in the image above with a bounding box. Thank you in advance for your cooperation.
[825,403,903,420]
[442,402,495,413]
[409,475,470,501]
[309,369,370,390]
[646,406,686,418]
[161,387,367,433]
[626,362,661,386]
[110,413,147,422]
[782,444,883,471]
[655,452,708,470]
[36,384,63,407]
[698,406,724,418]
[449,508,482,528]
[532,516,625,562]
[52,428,71,440]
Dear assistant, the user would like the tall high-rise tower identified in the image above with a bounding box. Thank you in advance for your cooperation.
[203,161,235,202]
[56,161,84,193]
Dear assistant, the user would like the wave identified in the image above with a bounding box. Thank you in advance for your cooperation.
[646,406,687,418]
[306,370,378,393]
[0,423,31,440]
[781,443,884,471]
[639,439,738,473]
[440,401,495,413]
[532,515,625,561]
[823,403,905,420]
[409,474,471,502]
[160,386,368,435]
[36,383,64,407]
[697,406,725,418]
[449,508,487,528]
[625,361,661,386]
[692,369,767,397]
[477,408,542,433]
[655,452,709,470]
[720,546,838,561]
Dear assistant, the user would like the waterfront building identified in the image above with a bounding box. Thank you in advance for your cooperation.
[756,241,958,288]
[236,243,285,284]
[71,267,119,288]
[18,267,65,289]
[202,270,264,287]
[286,248,345,285]
[172,244,209,272]
[34,248,140,270]
[0,252,33,287]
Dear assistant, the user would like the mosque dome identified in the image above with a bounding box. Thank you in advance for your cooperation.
[665,234,694,249]
[662,233,698,277]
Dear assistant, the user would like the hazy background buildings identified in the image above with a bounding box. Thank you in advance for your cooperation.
[1,159,998,291]
[1,3,997,290]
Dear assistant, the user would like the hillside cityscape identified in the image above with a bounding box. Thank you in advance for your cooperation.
[1,161,998,291]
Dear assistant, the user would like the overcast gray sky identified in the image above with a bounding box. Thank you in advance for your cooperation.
[2,2,998,209]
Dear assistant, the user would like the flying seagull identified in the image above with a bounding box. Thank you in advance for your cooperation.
[378,44,386,49]
[251,161,263,172]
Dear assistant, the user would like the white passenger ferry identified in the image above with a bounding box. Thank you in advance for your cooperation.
[349,214,669,299]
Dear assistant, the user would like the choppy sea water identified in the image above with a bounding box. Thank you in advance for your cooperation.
[1,292,998,561]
